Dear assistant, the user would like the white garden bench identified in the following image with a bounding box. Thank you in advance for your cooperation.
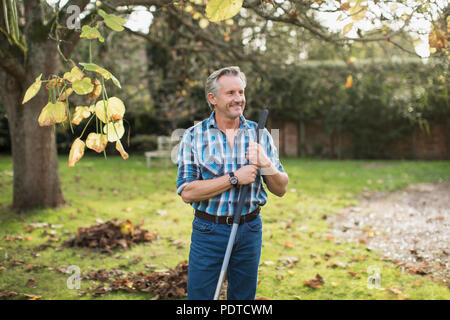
[144,136,177,168]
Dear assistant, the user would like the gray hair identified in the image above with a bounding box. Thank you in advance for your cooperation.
[205,66,247,109]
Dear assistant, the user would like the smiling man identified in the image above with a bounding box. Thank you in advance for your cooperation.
[176,66,288,300]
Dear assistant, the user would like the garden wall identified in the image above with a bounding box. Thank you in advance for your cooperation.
[271,119,450,160]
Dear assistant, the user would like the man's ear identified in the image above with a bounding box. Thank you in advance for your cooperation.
[207,92,216,106]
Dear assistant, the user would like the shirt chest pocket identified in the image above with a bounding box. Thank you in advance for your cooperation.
[198,143,224,178]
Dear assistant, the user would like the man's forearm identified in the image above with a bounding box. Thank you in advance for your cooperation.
[181,174,233,203]
[263,163,288,197]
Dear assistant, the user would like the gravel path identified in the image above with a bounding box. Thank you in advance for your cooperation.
[330,181,450,283]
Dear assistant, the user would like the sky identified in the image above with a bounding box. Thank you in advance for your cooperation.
[46,0,441,58]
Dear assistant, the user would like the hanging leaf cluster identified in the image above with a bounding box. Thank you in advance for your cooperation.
[21,8,128,167]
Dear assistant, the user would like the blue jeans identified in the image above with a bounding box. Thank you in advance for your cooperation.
[187,214,263,300]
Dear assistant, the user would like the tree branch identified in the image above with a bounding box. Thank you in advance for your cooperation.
[106,0,173,8]
[243,0,409,44]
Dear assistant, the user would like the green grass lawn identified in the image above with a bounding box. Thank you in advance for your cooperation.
[0,155,449,300]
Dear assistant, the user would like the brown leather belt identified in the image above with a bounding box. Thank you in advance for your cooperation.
[195,207,260,226]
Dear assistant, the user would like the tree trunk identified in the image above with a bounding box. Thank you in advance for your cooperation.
[0,40,65,213]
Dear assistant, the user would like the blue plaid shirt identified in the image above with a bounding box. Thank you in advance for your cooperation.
[176,111,285,216]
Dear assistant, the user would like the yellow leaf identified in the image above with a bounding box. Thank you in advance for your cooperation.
[79,63,121,88]
[104,120,125,142]
[68,138,85,167]
[71,106,91,125]
[345,75,353,88]
[80,25,104,42]
[192,12,202,20]
[206,0,243,23]
[119,220,134,236]
[350,5,368,22]
[225,19,234,26]
[87,78,102,101]
[72,77,94,95]
[116,140,129,160]
[343,22,353,35]
[98,9,125,32]
[80,63,111,79]
[22,74,43,104]
[86,132,108,153]
[38,101,67,126]
[95,97,125,123]
[59,88,73,101]
[428,25,448,52]
[63,67,84,83]
[95,99,110,123]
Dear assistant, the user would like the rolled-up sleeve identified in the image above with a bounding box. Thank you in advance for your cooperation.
[176,129,201,196]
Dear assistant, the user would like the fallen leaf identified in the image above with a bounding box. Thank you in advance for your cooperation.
[26,279,37,287]
[304,274,324,289]
[26,264,35,272]
[284,241,295,248]
[0,290,18,298]
[331,282,339,287]
[23,294,41,300]
[387,287,403,295]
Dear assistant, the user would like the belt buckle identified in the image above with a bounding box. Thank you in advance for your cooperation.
[226,216,233,226]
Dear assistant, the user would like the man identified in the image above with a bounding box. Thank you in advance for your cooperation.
[176,66,288,300]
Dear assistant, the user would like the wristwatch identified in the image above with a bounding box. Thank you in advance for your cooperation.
[228,172,238,187]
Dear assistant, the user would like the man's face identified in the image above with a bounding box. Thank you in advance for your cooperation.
[209,75,246,120]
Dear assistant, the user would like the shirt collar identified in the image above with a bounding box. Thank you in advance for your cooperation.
[207,110,251,130]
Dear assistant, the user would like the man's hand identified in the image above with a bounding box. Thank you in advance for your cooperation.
[246,141,271,168]
[235,164,258,185]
